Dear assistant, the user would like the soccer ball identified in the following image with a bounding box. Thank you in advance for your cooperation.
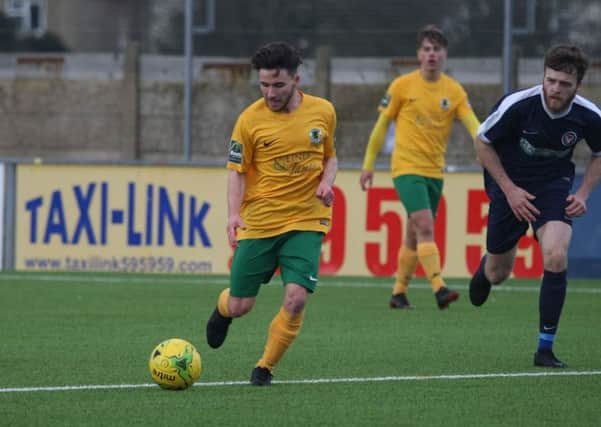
[149,338,202,390]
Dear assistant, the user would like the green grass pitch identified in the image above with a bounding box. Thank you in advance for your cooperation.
[1,272,600,426]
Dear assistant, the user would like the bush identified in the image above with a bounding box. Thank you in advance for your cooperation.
[0,11,69,52]
[18,31,69,52]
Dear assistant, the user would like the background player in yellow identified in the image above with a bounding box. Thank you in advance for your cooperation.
[205,41,338,385]
[360,25,480,310]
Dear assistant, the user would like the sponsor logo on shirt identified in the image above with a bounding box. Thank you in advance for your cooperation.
[519,138,571,159]
[272,152,321,175]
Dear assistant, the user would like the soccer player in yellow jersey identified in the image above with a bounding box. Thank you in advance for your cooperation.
[205,42,338,385]
[360,25,480,310]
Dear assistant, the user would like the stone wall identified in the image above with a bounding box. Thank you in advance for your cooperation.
[0,78,487,166]
[0,53,599,169]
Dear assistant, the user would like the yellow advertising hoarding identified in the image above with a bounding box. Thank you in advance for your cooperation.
[17,165,228,274]
[16,164,543,278]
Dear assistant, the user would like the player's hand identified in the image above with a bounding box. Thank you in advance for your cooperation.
[565,194,587,217]
[226,215,245,248]
[505,185,539,222]
[359,170,373,191]
[316,182,335,207]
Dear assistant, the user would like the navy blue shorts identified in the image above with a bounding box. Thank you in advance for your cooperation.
[485,174,573,254]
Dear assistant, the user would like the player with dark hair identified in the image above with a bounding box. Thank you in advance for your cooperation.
[469,45,601,367]
[205,41,338,385]
[360,25,480,310]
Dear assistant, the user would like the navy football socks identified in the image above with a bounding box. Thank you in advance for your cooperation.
[468,255,492,306]
[537,270,567,352]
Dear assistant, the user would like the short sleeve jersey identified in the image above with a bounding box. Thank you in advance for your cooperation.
[478,85,601,183]
[226,92,337,239]
[379,70,475,178]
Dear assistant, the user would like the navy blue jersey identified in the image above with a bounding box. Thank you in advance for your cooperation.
[478,85,601,183]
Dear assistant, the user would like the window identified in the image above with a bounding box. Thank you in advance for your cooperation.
[4,0,45,34]
[29,3,39,30]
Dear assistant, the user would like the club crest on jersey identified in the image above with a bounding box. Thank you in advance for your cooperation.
[561,131,578,147]
[309,128,323,145]
[440,98,450,110]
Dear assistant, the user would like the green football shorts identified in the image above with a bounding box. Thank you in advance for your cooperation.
[229,230,324,298]
[392,174,443,216]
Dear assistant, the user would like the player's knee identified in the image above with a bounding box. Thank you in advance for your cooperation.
[488,271,510,285]
[228,297,254,318]
[283,285,308,315]
[413,221,434,239]
[283,294,306,315]
[543,247,568,271]
[409,211,434,239]
[284,299,305,315]
[486,264,511,285]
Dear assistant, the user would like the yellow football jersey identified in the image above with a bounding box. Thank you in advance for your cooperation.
[380,70,474,178]
[226,92,337,239]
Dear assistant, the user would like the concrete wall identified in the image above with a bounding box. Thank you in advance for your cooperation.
[0,52,599,168]
[45,0,152,53]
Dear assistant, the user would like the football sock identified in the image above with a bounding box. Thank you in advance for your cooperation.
[471,255,491,286]
[537,270,567,352]
[257,306,304,371]
[393,246,418,295]
[538,333,554,352]
[217,288,231,317]
[417,241,445,292]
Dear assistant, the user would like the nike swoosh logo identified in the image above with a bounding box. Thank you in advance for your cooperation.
[263,141,275,147]
[522,130,538,135]
[543,326,556,331]
[308,275,318,282]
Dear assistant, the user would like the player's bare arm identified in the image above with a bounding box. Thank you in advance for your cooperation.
[566,155,601,217]
[226,169,246,247]
[474,136,540,222]
[316,155,338,206]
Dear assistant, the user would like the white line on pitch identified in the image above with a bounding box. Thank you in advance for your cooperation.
[1,273,600,294]
[2,370,601,394]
